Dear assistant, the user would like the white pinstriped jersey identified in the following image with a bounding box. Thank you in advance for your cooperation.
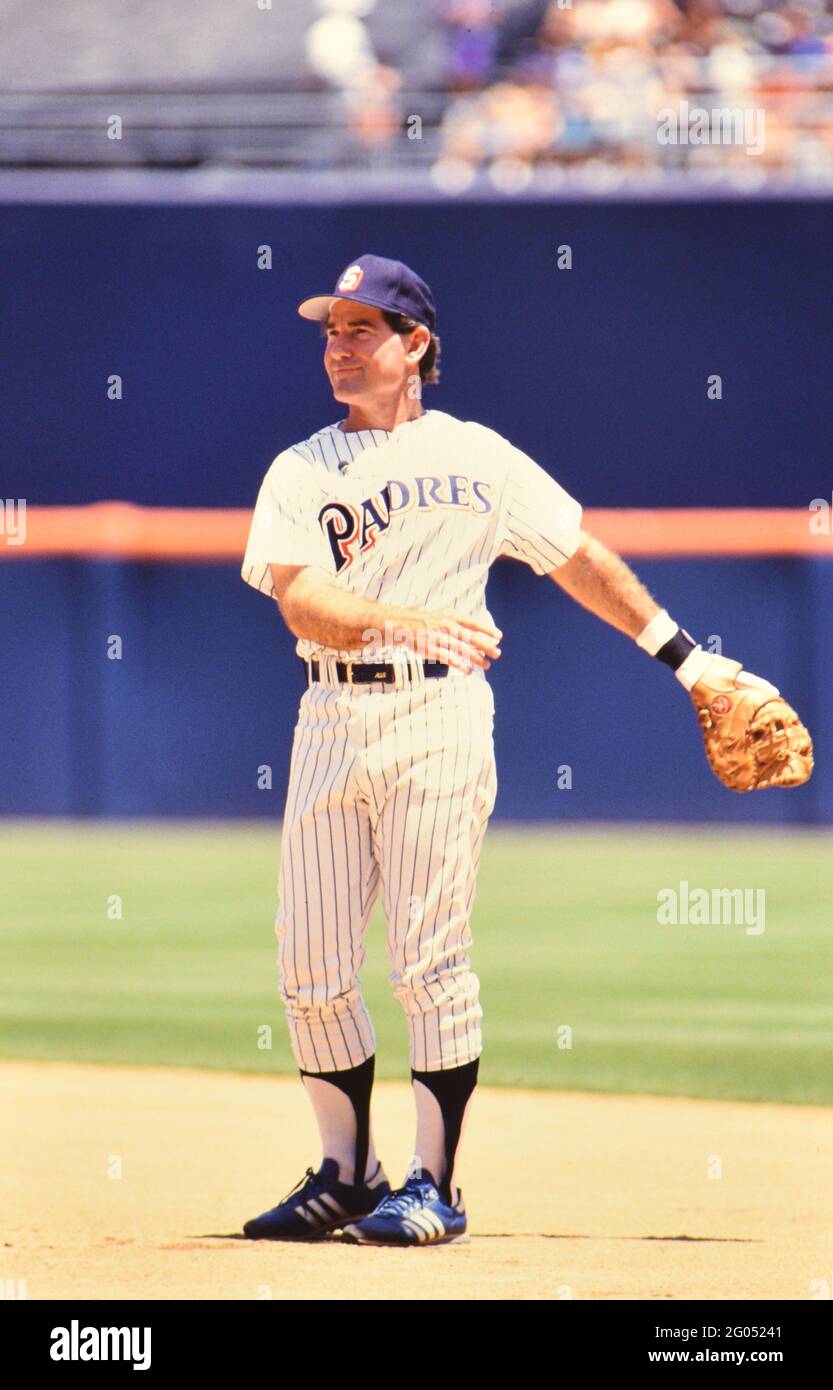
[241,408,583,661]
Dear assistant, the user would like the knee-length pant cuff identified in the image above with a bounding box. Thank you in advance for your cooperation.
[281,993,376,1074]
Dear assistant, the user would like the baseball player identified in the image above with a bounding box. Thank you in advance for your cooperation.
[240,254,812,1247]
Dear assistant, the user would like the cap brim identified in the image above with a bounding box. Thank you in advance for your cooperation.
[298,291,425,325]
[297,295,337,321]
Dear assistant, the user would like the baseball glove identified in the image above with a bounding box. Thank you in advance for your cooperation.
[688,656,814,793]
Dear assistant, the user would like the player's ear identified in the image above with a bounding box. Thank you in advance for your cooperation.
[406,325,430,364]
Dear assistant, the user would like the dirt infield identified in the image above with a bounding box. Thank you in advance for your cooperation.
[3,1061,830,1301]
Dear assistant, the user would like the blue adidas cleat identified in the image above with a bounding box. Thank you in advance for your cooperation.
[243,1158,390,1241]
[341,1171,468,1246]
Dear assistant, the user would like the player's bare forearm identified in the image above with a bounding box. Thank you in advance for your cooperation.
[548,531,661,638]
[270,563,501,669]
[273,564,401,649]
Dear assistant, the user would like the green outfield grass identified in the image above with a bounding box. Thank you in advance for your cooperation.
[1,822,830,1104]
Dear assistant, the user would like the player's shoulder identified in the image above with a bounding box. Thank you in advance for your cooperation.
[426,409,502,445]
[288,421,347,463]
[258,422,344,487]
[428,410,525,467]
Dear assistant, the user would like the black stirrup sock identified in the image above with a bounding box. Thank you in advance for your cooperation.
[299,1054,375,1186]
[411,1057,479,1203]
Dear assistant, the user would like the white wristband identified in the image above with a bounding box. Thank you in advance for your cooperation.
[635,609,679,656]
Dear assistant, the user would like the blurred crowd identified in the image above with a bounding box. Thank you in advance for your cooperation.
[305,0,833,188]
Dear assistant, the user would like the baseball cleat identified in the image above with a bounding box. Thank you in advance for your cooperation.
[341,1171,468,1246]
[243,1158,390,1241]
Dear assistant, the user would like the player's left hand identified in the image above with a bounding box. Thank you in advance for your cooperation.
[680,651,814,793]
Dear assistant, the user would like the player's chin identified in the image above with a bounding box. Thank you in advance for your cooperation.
[329,371,366,399]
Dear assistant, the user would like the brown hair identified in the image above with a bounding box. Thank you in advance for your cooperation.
[382,310,441,386]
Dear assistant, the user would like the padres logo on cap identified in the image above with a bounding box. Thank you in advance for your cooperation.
[338,265,364,292]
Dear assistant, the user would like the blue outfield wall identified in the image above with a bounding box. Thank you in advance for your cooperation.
[3,555,828,823]
[5,197,833,512]
[4,193,829,821]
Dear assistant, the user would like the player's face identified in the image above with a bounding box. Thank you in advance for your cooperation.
[323,301,413,403]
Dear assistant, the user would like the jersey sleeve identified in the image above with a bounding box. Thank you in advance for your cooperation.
[241,450,332,600]
[496,441,583,574]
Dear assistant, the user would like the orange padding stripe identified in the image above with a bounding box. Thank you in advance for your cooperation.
[1,504,831,560]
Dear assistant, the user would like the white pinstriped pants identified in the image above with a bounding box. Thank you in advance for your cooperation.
[275,670,498,1074]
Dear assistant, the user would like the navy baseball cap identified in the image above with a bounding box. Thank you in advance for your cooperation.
[298,253,437,333]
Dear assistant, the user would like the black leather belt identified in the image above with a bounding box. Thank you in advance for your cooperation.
[303,658,451,686]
